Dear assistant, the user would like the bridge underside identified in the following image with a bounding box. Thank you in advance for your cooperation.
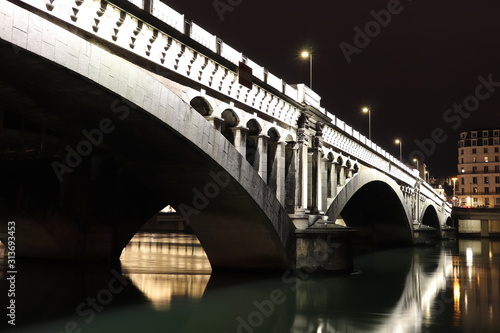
[0,40,293,269]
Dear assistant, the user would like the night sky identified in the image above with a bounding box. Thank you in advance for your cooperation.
[164,0,500,177]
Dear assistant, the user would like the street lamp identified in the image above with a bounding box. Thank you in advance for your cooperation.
[301,50,313,89]
[413,158,419,176]
[394,139,402,161]
[451,177,458,206]
[362,107,371,140]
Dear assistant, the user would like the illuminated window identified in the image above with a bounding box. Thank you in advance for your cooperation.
[473,157,477,162]
[485,156,489,162]
[473,187,478,193]
[485,198,490,206]
[473,197,478,204]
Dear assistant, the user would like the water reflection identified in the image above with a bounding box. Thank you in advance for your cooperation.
[1,236,500,332]
[120,232,211,311]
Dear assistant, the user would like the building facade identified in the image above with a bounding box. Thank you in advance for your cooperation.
[456,129,500,208]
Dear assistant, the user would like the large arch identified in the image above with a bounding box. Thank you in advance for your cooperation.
[325,166,413,245]
[0,10,295,270]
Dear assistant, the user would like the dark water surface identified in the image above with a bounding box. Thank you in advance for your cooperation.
[1,233,499,332]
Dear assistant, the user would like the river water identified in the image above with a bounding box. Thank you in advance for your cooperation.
[1,232,499,332]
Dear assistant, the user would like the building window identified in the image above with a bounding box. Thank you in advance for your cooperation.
[461,188,464,194]
[495,138,500,145]
[495,147,499,153]
[496,156,499,162]
[485,156,489,162]
[473,197,478,205]
[496,166,500,173]
[472,140,477,146]
[473,177,478,184]
[473,166,477,173]
[485,198,490,206]
[461,149,464,155]
[473,187,478,193]
[494,130,499,136]
[473,157,477,162]
[496,187,500,194]
[472,132,477,138]
[483,130,489,137]
[459,141,464,148]
[485,187,490,194]
[497,198,500,205]
[485,177,489,184]
[461,177,465,185]
[472,148,477,154]
[461,132,467,139]
[461,158,464,164]
[483,139,489,146]
[484,166,489,173]
[484,147,488,153]
[496,176,500,184]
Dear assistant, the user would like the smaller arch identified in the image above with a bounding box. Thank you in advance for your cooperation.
[190,96,213,116]
[221,109,240,144]
[285,134,294,142]
[246,119,262,135]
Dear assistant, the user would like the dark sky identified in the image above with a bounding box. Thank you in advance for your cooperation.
[164,0,500,177]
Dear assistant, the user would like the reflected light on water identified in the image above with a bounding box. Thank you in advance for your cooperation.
[120,232,211,311]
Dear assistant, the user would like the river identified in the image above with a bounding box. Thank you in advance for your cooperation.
[1,233,499,332]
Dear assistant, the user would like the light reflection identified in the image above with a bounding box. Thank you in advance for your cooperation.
[120,232,211,310]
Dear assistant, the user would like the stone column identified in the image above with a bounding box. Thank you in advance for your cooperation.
[481,219,489,237]
[296,128,308,212]
[230,126,248,157]
[330,161,338,198]
[321,156,329,213]
[285,141,298,214]
[204,116,224,132]
[275,141,286,205]
[256,134,269,182]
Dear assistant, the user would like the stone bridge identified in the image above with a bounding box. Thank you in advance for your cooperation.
[0,0,451,270]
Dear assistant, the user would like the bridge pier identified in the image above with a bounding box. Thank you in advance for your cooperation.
[295,219,356,273]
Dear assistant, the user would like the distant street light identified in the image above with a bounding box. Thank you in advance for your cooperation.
[413,158,419,176]
[301,50,313,89]
[362,107,371,140]
[394,139,402,162]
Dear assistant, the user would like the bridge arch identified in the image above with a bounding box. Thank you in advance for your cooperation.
[420,204,440,229]
[326,167,413,245]
[0,14,295,269]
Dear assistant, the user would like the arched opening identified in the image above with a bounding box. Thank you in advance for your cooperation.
[336,156,344,187]
[245,119,261,168]
[420,205,440,229]
[340,181,413,246]
[221,109,239,145]
[190,96,213,116]
[267,128,280,192]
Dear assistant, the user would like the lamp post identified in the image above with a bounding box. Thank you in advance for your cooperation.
[394,139,402,162]
[451,177,458,206]
[301,50,313,89]
[413,158,419,177]
[362,107,371,140]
